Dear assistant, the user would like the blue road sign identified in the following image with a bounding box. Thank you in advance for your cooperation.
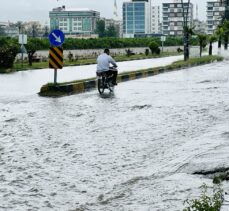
[49,29,65,46]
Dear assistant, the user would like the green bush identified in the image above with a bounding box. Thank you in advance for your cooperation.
[183,183,224,211]
[0,36,186,51]
[0,37,19,69]
[149,41,160,54]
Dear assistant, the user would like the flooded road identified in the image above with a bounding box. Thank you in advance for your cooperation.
[0,55,182,97]
[1,60,229,210]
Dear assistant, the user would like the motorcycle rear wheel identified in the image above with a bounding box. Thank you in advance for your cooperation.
[98,78,105,94]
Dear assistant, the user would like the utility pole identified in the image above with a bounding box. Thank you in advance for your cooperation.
[181,0,191,61]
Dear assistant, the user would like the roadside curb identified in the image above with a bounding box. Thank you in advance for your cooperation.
[39,67,166,97]
[39,56,223,97]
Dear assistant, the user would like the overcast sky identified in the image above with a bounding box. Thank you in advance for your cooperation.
[0,0,207,24]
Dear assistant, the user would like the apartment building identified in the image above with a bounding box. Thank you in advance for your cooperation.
[162,2,193,36]
[122,0,151,38]
[151,5,161,34]
[49,6,100,36]
[206,0,225,34]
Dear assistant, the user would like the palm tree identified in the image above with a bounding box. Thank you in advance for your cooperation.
[208,35,217,55]
[197,34,208,57]
[222,20,229,49]
[43,26,49,37]
[220,0,229,20]
[15,21,24,34]
[32,24,39,38]
[215,24,224,48]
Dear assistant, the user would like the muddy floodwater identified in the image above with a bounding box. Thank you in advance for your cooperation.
[0,58,229,210]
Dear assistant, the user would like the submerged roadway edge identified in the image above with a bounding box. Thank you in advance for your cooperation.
[38,56,223,97]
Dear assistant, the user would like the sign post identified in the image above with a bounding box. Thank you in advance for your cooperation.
[54,69,57,85]
[160,36,166,53]
[49,46,63,85]
[48,29,65,85]
[19,34,27,67]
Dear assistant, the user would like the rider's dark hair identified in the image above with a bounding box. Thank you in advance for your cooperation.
[104,48,110,55]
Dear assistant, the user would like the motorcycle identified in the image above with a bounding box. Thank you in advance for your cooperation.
[97,67,117,94]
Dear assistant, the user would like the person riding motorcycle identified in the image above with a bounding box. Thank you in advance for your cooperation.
[96,48,118,86]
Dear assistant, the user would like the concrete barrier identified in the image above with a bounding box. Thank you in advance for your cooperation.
[39,56,223,97]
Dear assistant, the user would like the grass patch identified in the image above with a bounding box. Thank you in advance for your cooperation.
[172,56,223,66]
[3,52,182,73]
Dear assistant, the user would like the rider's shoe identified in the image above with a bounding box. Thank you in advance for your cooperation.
[112,82,117,86]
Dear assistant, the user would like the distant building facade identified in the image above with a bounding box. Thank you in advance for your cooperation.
[0,22,19,37]
[49,6,100,36]
[122,0,151,38]
[193,19,207,34]
[151,5,161,34]
[162,2,193,36]
[206,0,225,34]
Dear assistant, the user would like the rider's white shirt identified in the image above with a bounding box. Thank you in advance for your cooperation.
[96,53,117,73]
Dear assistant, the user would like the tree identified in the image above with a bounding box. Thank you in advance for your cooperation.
[197,34,208,57]
[26,23,39,37]
[215,24,224,48]
[149,41,160,54]
[208,35,217,55]
[183,26,195,60]
[26,38,48,66]
[0,26,5,36]
[95,20,106,37]
[220,0,229,20]
[43,26,49,38]
[27,39,37,66]
[220,1,229,49]
[106,25,118,37]
[32,24,39,37]
[222,20,229,50]
[0,37,19,69]
[15,21,24,34]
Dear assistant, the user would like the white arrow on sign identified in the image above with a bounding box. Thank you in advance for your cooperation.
[52,32,62,43]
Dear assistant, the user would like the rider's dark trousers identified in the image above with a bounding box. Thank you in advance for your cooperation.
[107,69,118,84]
